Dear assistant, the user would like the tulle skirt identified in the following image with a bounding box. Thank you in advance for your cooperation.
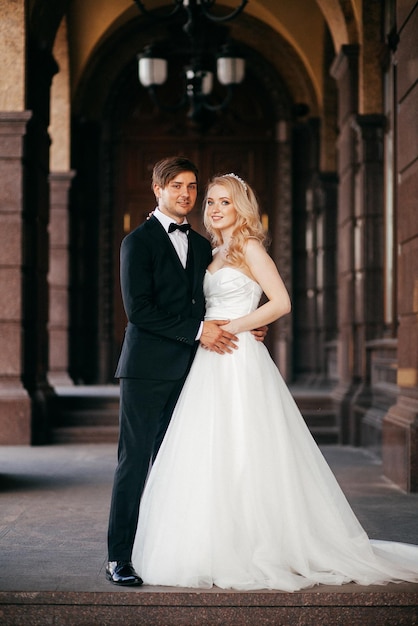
[132,333,418,590]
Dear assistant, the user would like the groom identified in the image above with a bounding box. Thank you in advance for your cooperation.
[106,156,240,586]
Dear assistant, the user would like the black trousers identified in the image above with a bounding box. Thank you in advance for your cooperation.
[107,375,186,562]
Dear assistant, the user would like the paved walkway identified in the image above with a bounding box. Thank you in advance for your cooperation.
[1,444,418,593]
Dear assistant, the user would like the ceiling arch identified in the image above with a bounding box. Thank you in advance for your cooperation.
[315,0,359,50]
[66,1,324,109]
[72,10,305,122]
[27,0,361,118]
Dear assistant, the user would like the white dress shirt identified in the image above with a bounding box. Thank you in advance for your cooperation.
[154,207,188,268]
[153,207,203,340]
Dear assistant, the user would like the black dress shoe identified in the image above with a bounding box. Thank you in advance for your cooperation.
[106,561,143,586]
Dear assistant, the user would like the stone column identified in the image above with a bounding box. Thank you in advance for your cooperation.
[292,118,320,382]
[383,237,418,490]
[383,1,418,492]
[23,41,58,443]
[48,171,75,386]
[330,45,359,444]
[270,120,293,382]
[350,114,386,446]
[0,112,32,444]
[313,172,338,383]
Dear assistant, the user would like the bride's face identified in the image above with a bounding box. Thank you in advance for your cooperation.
[205,184,238,233]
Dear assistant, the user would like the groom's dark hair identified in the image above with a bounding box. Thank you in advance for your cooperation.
[152,156,199,189]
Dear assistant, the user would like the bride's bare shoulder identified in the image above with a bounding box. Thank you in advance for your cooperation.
[244,238,268,259]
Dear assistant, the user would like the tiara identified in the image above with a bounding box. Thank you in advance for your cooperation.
[222,173,248,192]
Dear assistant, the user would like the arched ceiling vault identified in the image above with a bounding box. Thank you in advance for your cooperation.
[72,8,319,119]
[315,0,359,50]
[65,1,325,117]
[27,0,362,116]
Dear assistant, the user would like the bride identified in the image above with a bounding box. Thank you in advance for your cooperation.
[132,173,418,591]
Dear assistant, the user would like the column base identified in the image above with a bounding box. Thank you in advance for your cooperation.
[383,394,418,492]
[0,386,31,445]
[47,372,74,387]
[332,381,361,445]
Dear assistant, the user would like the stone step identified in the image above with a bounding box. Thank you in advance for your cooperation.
[56,408,119,427]
[52,425,119,443]
[292,392,335,409]
[1,588,417,625]
[50,386,339,444]
[50,386,120,443]
[292,388,338,443]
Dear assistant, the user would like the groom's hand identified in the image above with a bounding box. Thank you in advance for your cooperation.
[200,320,239,354]
[251,325,268,342]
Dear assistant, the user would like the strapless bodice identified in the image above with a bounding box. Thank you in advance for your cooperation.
[203,267,262,321]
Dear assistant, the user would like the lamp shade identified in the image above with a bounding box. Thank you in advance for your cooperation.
[138,56,167,87]
[217,55,245,85]
[201,71,214,95]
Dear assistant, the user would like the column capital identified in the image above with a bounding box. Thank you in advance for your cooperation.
[49,170,76,185]
[330,45,359,81]
[0,111,32,132]
[351,114,386,162]
[351,113,386,133]
[0,112,32,158]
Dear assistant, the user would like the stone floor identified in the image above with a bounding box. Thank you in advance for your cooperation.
[0,443,417,624]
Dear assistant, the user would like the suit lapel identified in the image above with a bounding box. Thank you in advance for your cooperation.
[188,230,204,293]
[148,215,190,280]
[185,238,194,285]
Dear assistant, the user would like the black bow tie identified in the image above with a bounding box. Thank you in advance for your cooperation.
[168,222,190,234]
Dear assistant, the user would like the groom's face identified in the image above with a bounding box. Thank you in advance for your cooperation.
[154,171,198,223]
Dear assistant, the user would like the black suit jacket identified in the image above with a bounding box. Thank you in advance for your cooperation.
[115,215,212,380]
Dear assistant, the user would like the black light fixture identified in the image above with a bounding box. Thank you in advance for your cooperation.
[134,0,247,123]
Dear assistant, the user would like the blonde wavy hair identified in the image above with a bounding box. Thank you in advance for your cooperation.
[203,174,268,269]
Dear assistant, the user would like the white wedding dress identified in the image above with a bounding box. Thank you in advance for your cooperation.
[132,267,418,591]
